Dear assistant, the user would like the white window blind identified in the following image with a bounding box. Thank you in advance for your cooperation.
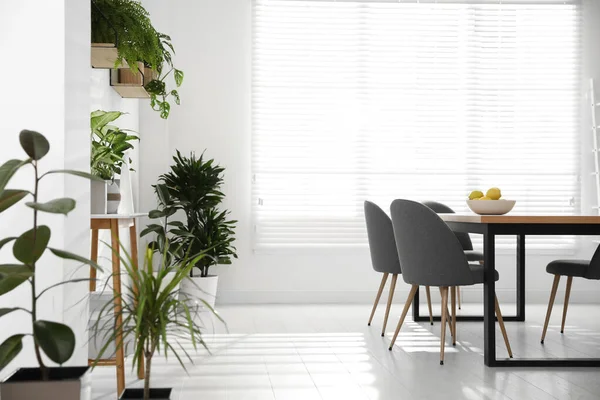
[252,0,581,249]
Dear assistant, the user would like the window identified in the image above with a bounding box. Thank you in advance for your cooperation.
[252,0,581,249]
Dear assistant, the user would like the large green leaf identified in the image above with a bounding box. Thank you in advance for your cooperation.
[0,237,16,250]
[13,225,51,264]
[0,190,29,213]
[42,169,104,181]
[0,265,33,295]
[19,130,49,160]
[91,110,124,132]
[33,320,75,364]
[26,198,76,215]
[0,159,30,193]
[0,335,24,371]
[48,248,103,271]
[0,308,22,318]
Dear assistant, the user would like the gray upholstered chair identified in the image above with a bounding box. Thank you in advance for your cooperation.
[388,199,512,365]
[541,247,600,343]
[364,201,434,336]
[423,201,484,309]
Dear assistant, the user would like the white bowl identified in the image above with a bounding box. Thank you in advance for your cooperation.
[466,200,516,215]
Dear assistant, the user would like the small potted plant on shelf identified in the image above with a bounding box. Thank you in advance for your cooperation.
[143,151,237,309]
[90,110,138,214]
[91,0,184,117]
[0,130,102,400]
[91,238,222,399]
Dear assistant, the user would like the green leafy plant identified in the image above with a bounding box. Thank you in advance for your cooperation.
[142,151,237,278]
[91,0,184,119]
[91,110,138,180]
[91,242,222,400]
[0,130,102,379]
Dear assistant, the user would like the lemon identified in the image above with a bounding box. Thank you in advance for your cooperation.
[486,187,501,200]
[479,196,492,200]
[468,190,484,200]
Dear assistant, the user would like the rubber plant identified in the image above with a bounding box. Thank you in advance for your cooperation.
[90,110,138,180]
[143,151,237,278]
[91,240,222,400]
[91,0,184,119]
[0,130,102,379]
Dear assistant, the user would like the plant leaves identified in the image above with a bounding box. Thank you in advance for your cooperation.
[13,225,51,264]
[0,308,22,318]
[171,90,180,106]
[33,320,75,364]
[91,110,124,132]
[0,335,24,371]
[48,248,103,271]
[26,198,76,215]
[148,210,165,219]
[174,69,184,87]
[0,190,28,213]
[19,130,49,160]
[0,265,33,295]
[0,237,16,250]
[43,169,104,181]
[0,159,30,193]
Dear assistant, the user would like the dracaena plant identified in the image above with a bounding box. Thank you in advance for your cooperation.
[91,242,222,400]
[0,130,102,379]
[91,110,138,180]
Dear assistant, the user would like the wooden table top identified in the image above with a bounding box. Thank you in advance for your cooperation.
[439,213,600,224]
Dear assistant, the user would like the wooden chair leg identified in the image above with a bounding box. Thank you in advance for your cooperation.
[451,287,457,346]
[439,287,453,337]
[368,273,389,326]
[382,274,398,336]
[495,296,513,358]
[389,285,418,350]
[439,287,449,365]
[425,286,434,325]
[561,276,573,334]
[541,274,561,344]
[457,286,461,310]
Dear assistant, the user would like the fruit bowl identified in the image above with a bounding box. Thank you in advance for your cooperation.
[466,200,516,215]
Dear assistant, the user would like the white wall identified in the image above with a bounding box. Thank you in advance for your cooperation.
[135,0,600,306]
[0,0,91,376]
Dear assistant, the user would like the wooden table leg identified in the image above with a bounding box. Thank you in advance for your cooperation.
[90,228,99,292]
[110,219,126,396]
[129,220,144,380]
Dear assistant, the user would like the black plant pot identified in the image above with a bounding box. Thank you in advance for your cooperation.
[120,388,172,399]
[0,366,91,400]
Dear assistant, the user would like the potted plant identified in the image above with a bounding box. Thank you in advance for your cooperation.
[144,151,237,308]
[91,0,183,118]
[91,240,221,400]
[90,110,138,214]
[0,130,102,400]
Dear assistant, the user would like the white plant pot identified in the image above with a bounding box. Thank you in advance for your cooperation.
[107,179,121,214]
[1,367,92,400]
[180,275,219,309]
[90,180,107,214]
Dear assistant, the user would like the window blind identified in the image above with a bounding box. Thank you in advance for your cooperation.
[252,0,581,249]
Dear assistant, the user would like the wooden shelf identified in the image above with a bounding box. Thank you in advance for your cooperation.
[91,43,120,69]
[110,62,157,99]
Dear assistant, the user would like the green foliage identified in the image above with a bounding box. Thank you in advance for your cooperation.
[91,0,162,73]
[92,244,223,400]
[0,130,103,379]
[91,1,185,119]
[143,151,237,278]
[91,110,138,180]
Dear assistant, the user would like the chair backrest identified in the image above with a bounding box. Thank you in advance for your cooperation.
[364,201,402,274]
[587,244,600,280]
[422,201,474,251]
[390,199,475,287]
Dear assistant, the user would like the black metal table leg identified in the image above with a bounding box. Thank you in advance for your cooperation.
[412,285,420,321]
[483,230,497,367]
[516,234,526,321]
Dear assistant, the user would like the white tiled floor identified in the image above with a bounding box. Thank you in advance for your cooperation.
[91,304,600,400]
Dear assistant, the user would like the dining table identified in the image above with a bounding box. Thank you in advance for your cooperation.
[411,213,600,367]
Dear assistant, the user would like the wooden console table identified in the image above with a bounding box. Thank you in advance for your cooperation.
[88,213,147,396]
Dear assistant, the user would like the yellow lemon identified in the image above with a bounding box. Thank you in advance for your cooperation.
[468,190,484,200]
[479,196,492,200]
[486,187,501,200]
